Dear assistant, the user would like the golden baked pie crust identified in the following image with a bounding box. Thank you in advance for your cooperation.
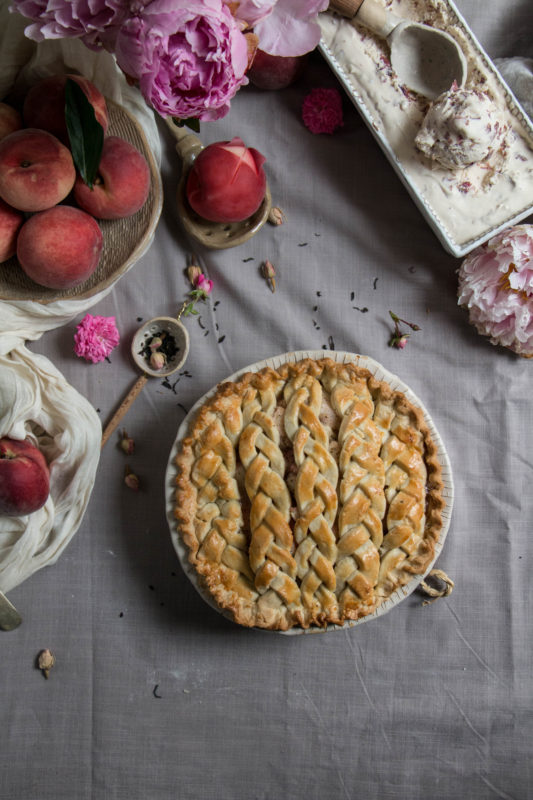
[174,358,444,630]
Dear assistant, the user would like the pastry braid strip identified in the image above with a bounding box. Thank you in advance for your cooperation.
[239,384,301,614]
[330,377,384,617]
[284,373,339,618]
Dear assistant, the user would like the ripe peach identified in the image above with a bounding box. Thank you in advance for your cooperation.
[0,437,50,516]
[186,137,266,223]
[0,128,76,212]
[248,50,307,90]
[23,74,109,143]
[17,206,103,289]
[0,198,24,262]
[73,136,150,219]
[0,102,22,142]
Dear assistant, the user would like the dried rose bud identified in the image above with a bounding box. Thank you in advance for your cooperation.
[187,264,202,286]
[124,466,140,491]
[37,648,55,679]
[389,334,409,349]
[261,260,276,292]
[268,206,285,226]
[149,336,163,351]
[149,351,166,370]
[119,429,135,456]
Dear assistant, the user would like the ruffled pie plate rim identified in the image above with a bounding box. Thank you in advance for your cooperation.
[165,351,454,635]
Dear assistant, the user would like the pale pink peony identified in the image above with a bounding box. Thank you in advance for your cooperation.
[302,87,344,134]
[74,314,120,363]
[114,0,249,120]
[234,0,328,57]
[457,225,533,357]
[10,0,131,48]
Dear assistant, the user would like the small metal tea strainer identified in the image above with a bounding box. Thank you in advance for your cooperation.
[101,305,190,447]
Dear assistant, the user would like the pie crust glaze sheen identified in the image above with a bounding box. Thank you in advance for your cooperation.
[174,358,444,630]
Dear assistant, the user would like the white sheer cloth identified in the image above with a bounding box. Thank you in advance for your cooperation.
[0,5,161,592]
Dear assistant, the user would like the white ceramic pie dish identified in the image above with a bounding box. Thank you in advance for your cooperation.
[318,1,533,258]
[165,350,454,634]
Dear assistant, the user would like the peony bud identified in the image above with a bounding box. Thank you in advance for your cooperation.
[186,137,266,223]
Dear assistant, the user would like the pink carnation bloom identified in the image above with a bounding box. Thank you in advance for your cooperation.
[114,0,249,120]
[74,314,120,363]
[10,0,130,48]
[234,0,328,57]
[457,225,533,357]
[302,87,344,134]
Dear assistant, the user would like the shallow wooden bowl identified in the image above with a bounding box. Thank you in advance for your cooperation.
[0,99,162,304]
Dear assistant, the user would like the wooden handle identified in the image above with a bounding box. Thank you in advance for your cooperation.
[329,0,364,18]
[164,118,203,168]
[329,0,397,38]
[101,374,148,448]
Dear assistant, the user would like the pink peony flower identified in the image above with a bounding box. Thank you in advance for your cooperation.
[457,225,533,357]
[234,0,328,57]
[114,0,249,120]
[74,314,120,363]
[10,0,131,48]
[302,87,344,134]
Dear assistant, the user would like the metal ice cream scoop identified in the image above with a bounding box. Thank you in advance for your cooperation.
[329,0,467,99]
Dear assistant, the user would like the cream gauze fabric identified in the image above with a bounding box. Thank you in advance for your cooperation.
[0,5,161,592]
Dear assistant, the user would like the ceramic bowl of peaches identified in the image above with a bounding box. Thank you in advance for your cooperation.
[0,73,162,304]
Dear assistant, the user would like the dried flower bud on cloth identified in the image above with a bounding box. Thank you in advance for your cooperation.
[0,9,160,594]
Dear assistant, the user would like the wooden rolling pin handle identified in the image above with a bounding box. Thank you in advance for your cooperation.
[101,374,148,448]
[329,0,365,19]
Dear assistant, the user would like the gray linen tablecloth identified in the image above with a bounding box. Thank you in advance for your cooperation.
[2,1,532,797]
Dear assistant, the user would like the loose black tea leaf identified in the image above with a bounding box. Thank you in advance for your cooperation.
[65,78,104,189]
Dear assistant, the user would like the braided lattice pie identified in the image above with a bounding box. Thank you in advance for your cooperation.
[174,359,444,630]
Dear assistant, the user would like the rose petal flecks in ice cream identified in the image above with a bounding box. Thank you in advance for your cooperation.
[415,86,509,169]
